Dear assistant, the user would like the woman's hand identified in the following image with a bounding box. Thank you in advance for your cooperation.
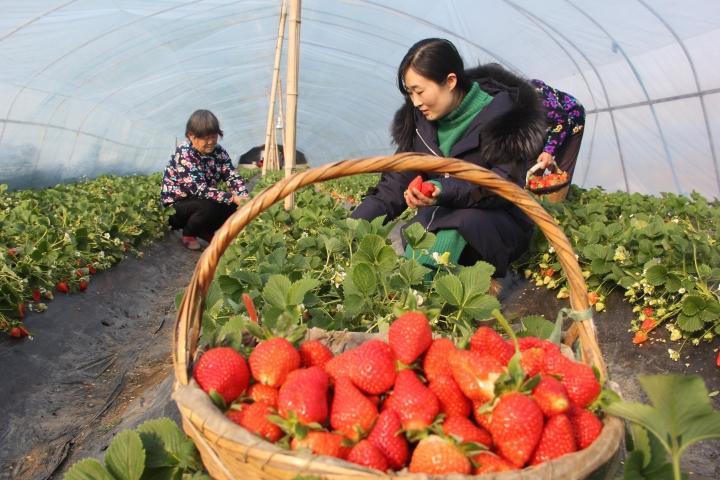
[535,152,555,170]
[404,185,440,209]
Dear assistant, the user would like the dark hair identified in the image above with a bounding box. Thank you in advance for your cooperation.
[185,109,224,139]
[397,38,471,97]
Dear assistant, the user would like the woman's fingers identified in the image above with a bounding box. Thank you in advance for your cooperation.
[404,188,436,208]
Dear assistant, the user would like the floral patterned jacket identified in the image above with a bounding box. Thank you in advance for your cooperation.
[160,142,248,206]
[532,79,586,156]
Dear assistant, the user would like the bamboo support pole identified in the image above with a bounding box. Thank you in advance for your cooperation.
[262,0,287,176]
[283,0,301,209]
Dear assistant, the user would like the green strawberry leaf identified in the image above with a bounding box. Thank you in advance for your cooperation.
[434,274,463,306]
[63,458,115,480]
[351,263,377,296]
[518,315,555,340]
[262,275,292,309]
[137,418,201,471]
[287,278,319,305]
[105,429,145,480]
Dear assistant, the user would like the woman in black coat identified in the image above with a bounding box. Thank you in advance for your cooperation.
[351,38,546,278]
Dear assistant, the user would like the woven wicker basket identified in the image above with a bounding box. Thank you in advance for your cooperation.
[172,153,624,480]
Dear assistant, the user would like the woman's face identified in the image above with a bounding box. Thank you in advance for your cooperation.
[404,67,459,121]
[188,133,218,155]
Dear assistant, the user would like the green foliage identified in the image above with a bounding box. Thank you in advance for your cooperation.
[607,375,720,480]
[64,418,208,480]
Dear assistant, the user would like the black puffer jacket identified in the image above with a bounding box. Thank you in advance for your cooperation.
[351,63,547,276]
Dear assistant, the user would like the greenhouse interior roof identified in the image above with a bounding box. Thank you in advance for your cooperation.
[1,0,719,198]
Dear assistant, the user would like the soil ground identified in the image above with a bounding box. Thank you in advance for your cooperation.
[1,228,718,480]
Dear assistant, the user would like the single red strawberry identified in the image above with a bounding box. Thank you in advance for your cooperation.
[78,280,88,291]
[633,330,649,344]
[448,349,505,403]
[489,392,544,467]
[568,405,603,449]
[423,338,456,382]
[249,337,301,387]
[441,415,492,447]
[7,247,17,257]
[56,281,69,293]
[420,181,436,196]
[429,374,471,418]
[470,326,514,365]
[558,362,601,408]
[241,293,259,323]
[324,348,357,382]
[299,340,334,368]
[349,340,396,395]
[330,377,378,441]
[641,317,657,331]
[472,402,493,431]
[32,289,41,302]
[408,175,423,192]
[193,347,250,405]
[716,350,720,369]
[368,409,409,470]
[9,326,30,338]
[521,347,546,377]
[530,413,577,465]
[247,383,279,407]
[291,431,350,459]
[386,370,439,431]
[532,375,570,417]
[473,452,516,474]
[409,435,472,474]
[87,263,97,275]
[388,311,432,365]
[642,307,653,317]
[346,439,389,471]
[518,336,561,354]
[587,291,599,305]
[76,268,85,277]
[226,402,283,442]
[277,366,329,424]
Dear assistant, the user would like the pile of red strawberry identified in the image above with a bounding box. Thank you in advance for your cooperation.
[527,171,569,191]
[192,311,605,475]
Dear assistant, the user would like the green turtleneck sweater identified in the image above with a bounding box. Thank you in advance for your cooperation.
[436,82,494,157]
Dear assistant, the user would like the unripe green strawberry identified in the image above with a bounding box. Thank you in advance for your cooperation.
[226,402,282,442]
[278,366,329,424]
[448,349,505,403]
[291,431,350,459]
[247,383,279,407]
[489,392,544,467]
[568,405,603,449]
[299,340,334,368]
[409,435,472,475]
[473,452,516,474]
[385,370,439,431]
[388,311,432,365]
[347,439,389,471]
[423,338,456,382]
[349,340,396,395]
[330,377,378,441]
[470,326,514,365]
[441,415,492,447]
[368,409,409,470]
[530,413,577,465]
[193,347,250,404]
[249,337,301,387]
[532,375,570,417]
[429,374,471,418]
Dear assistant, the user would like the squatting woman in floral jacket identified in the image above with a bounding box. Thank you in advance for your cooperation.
[161,109,249,250]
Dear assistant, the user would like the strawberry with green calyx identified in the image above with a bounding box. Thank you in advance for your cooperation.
[226,402,283,443]
[10,325,31,338]
[56,281,69,293]
[247,383,279,407]
[388,311,432,366]
[567,404,603,449]
[32,289,42,302]
[529,413,577,465]
[408,434,472,475]
[423,338,456,382]
[520,347,546,377]
[277,366,329,425]
[440,415,492,447]
[490,310,541,396]
[349,340,396,395]
[290,431,351,459]
[249,337,301,387]
[489,391,544,467]
[193,346,250,407]
[473,452,516,474]
[299,339,333,368]
[429,374,472,418]
[448,349,505,403]
[368,409,409,470]
[532,375,570,417]
[346,439,389,471]
[385,369,439,433]
[330,377,379,441]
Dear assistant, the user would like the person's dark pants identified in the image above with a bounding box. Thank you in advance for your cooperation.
[168,198,236,241]
[553,130,584,183]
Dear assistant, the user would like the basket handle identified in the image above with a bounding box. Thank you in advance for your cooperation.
[173,153,605,385]
[525,159,561,185]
